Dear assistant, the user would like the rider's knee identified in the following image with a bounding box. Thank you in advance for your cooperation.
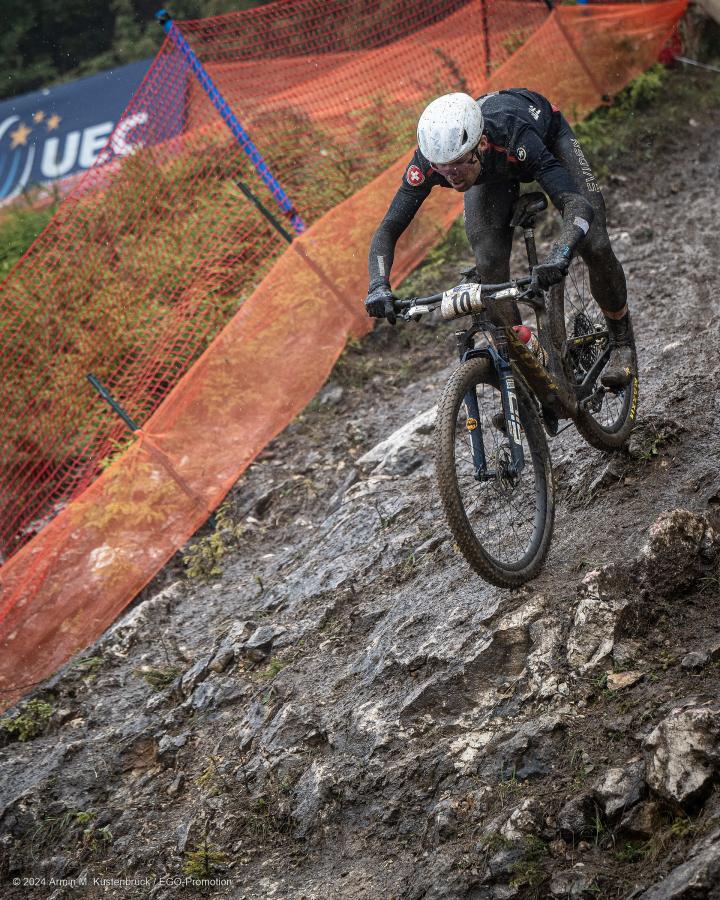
[579,229,614,265]
[472,242,512,284]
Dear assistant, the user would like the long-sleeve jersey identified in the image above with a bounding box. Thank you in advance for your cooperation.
[368,88,594,289]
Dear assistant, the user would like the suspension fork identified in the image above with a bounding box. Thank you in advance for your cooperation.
[457,325,489,478]
[462,386,488,476]
[489,337,526,476]
[457,329,525,478]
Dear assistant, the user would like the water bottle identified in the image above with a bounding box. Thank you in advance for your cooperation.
[513,325,547,366]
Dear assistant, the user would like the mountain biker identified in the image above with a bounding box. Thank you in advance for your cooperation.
[364,89,634,388]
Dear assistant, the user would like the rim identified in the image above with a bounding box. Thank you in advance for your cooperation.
[563,257,632,433]
[452,379,544,568]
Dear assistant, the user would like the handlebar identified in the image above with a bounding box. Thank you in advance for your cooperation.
[394,275,538,321]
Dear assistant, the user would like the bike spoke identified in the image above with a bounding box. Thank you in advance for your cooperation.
[453,384,539,565]
[564,257,632,435]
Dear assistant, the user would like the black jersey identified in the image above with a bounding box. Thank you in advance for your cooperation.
[397,89,577,212]
[367,88,590,290]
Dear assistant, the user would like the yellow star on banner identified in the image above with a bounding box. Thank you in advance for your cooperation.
[10,123,32,148]
[33,111,45,123]
[46,114,61,131]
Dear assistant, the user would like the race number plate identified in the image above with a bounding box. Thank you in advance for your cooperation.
[440,282,482,320]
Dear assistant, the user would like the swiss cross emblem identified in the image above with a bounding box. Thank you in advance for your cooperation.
[406,164,425,186]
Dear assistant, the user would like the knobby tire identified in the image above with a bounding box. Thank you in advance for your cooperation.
[435,356,555,588]
[549,259,638,451]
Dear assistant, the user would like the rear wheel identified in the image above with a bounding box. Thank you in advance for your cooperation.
[549,256,638,451]
[435,356,554,588]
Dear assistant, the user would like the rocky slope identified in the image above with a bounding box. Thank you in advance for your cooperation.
[2,66,720,899]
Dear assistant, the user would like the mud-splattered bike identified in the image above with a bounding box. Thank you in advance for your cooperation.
[393,192,639,588]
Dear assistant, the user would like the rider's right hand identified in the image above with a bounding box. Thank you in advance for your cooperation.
[364,283,397,325]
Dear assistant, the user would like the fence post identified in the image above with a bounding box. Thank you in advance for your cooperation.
[480,0,491,79]
[156,9,306,234]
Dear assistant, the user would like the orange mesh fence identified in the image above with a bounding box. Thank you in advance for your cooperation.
[0,0,686,709]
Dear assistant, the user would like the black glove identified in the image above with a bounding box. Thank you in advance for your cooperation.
[532,245,571,289]
[364,283,396,325]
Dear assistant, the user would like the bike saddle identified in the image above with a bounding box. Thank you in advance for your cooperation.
[510,191,548,228]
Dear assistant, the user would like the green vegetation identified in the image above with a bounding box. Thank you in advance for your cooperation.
[134,664,182,690]
[509,835,548,889]
[1,698,53,741]
[615,813,698,864]
[0,0,473,102]
[72,655,103,676]
[183,501,243,579]
[0,1,273,101]
[261,657,286,680]
[29,807,112,861]
[0,199,58,278]
[183,838,228,878]
[195,755,229,797]
[574,64,720,180]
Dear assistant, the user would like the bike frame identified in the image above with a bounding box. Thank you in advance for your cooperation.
[396,191,622,480]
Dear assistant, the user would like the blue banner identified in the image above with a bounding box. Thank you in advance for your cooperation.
[0,59,176,201]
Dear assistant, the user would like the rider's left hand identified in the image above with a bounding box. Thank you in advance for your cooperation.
[532,245,571,289]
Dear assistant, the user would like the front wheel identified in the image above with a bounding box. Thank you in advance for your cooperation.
[435,356,555,588]
[549,256,638,451]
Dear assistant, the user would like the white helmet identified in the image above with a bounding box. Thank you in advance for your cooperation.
[417,93,484,165]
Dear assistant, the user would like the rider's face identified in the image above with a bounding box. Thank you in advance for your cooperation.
[432,135,487,193]
[430,138,485,191]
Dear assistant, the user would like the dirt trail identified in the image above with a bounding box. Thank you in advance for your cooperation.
[2,68,720,899]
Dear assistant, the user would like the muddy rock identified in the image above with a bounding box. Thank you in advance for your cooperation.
[681,651,709,672]
[643,702,720,806]
[499,798,544,841]
[5,75,720,898]
[355,405,436,475]
[557,795,594,839]
[606,670,644,692]
[179,653,212,695]
[619,800,664,838]
[429,796,461,844]
[593,757,645,817]
[549,866,594,898]
[209,620,251,671]
[100,581,185,656]
[566,566,637,672]
[639,509,719,596]
[243,624,284,661]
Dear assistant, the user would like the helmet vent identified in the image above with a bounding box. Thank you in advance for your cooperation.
[462,129,468,143]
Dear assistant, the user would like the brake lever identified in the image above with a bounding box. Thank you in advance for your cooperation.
[517,286,540,302]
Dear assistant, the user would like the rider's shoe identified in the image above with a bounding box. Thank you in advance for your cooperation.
[601,312,635,389]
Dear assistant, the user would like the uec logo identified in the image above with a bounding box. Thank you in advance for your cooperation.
[0,111,148,200]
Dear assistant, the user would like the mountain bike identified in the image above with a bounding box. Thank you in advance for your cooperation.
[394,192,638,587]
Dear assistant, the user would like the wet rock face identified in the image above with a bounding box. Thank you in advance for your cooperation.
[639,827,720,899]
[643,703,720,806]
[7,93,720,896]
[566,566,637,672]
